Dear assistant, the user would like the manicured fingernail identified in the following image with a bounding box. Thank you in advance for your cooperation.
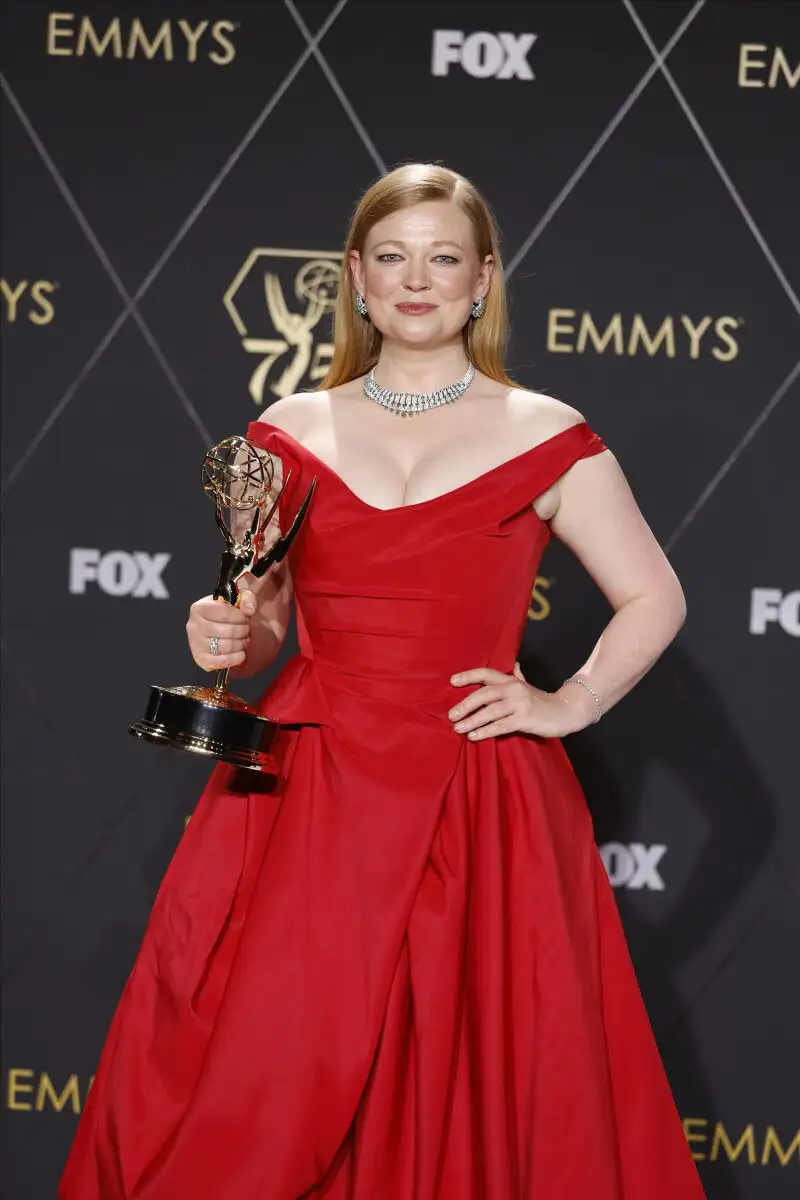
[454,722,467,733]
[450,675,462,684]
[468,731,479,740]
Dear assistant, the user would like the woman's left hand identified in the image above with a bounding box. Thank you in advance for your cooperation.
[448,663,590,740]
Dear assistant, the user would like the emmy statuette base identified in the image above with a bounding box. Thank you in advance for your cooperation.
[129,683,280,773]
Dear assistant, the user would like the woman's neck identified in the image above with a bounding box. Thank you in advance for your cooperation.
[372,341,471,393]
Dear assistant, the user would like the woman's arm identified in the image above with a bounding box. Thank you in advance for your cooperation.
[227,444,296,680]
[228,558,294,680]
[448,446,686,739]
[547,447,686,726]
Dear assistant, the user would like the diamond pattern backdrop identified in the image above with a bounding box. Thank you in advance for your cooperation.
[2,2,798,1197]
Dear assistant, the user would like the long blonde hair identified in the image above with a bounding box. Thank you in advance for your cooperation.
[319,163,517,390]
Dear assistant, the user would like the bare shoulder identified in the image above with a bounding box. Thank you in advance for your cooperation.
[253,391,333,440]
[503,389,604,522]
[505,388,586,439]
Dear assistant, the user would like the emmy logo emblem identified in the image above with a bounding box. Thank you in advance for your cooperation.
[223,249,341,405]
[129,435,316,772]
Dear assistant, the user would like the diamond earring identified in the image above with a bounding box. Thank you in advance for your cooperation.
[471,295,486,320]
[355,292,369,318]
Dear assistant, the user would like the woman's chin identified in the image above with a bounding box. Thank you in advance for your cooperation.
[380,323,459,348]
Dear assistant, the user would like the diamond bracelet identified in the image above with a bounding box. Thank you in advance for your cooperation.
[562,675,603,724]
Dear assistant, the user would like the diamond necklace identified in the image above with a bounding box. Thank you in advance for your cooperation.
[363,361,476,418]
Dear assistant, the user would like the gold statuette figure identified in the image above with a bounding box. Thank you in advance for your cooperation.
[129,435,316,772]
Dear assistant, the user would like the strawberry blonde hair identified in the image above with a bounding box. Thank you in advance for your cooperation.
[319,163,517,389]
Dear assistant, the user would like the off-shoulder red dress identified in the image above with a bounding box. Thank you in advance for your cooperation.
[59,419,706,1199]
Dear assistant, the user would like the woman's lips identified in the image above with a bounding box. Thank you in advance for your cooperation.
[396,303,437,314]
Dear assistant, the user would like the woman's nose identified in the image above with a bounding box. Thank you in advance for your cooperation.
[402,258,432,291]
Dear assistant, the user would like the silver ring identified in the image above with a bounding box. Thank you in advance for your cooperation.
[209,637,219,656]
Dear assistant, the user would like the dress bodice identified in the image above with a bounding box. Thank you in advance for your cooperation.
[246,420,606,720]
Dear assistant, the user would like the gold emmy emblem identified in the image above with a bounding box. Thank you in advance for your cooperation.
[223,248,341,405]
[129,436,316,772]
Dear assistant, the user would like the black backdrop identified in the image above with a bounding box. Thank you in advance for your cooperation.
[2,3,798,1197]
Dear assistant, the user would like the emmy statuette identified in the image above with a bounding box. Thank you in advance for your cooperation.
[129,435,316,772]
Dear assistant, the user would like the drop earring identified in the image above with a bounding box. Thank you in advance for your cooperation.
[355,293,369,318]
[471,295,486,319]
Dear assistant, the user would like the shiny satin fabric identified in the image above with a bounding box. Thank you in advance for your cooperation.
[59,421,706,1199]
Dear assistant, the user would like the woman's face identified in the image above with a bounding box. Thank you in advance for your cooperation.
[350,200,493,348]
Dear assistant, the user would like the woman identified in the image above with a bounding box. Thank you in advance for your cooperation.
[60,164,706,1198]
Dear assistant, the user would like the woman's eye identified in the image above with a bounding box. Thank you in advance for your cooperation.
[375,253,459,263]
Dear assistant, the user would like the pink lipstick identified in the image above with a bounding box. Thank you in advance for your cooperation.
[396,303,437,315]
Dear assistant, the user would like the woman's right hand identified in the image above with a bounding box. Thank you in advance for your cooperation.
[186,576,261,672]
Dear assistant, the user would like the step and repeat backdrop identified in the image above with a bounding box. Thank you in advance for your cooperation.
[2,2,798,1197]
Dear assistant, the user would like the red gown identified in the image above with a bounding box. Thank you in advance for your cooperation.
[60,419,706,1200]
